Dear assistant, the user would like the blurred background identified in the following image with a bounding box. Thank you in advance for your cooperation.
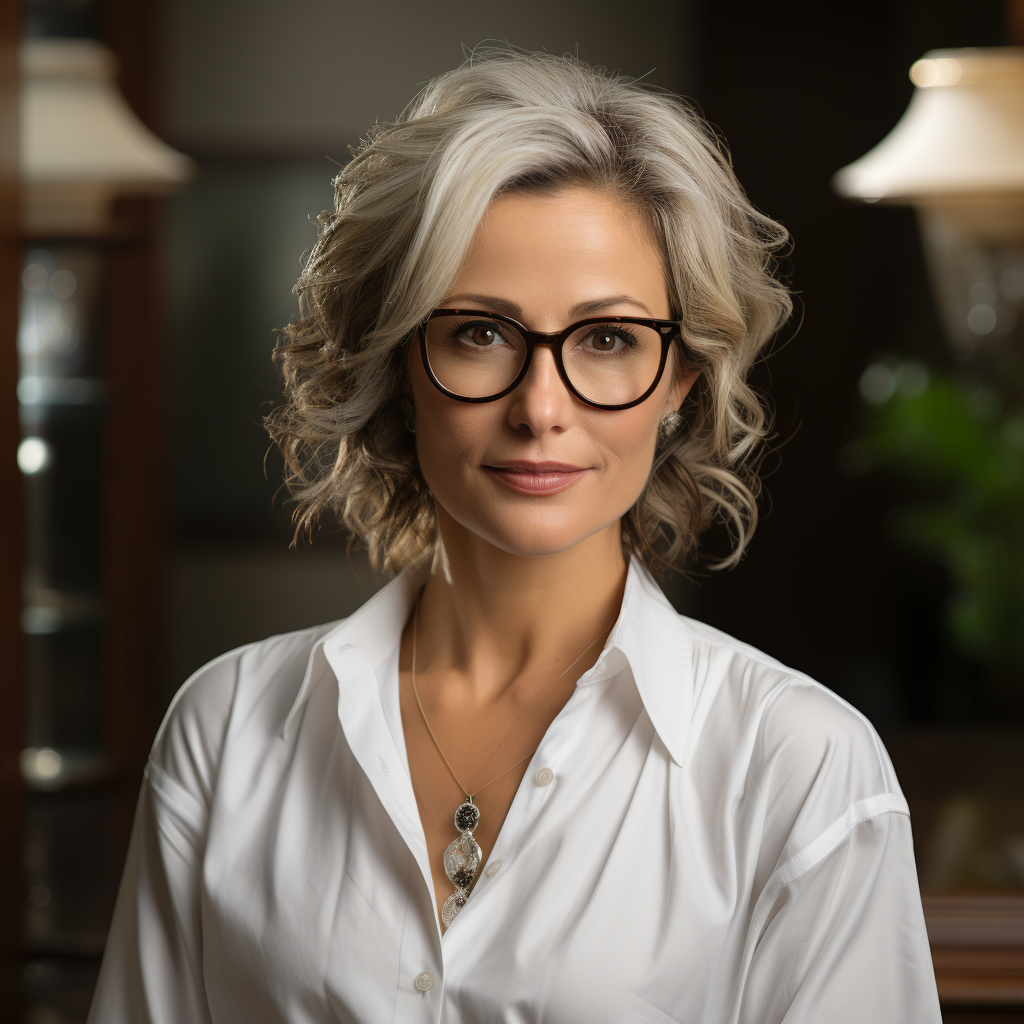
[2,0,1024,1019]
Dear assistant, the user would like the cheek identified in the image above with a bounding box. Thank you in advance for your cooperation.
[590,412,661,492]
[413,394,496,486]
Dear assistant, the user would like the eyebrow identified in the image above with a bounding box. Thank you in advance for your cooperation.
[442,293,657,320]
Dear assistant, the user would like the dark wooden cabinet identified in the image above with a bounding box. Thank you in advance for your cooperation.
[1,5,24,1019]
[2,3,166,1017]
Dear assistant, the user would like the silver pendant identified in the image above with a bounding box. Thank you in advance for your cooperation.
[441,888,468,927]
[442,797,481,925]
[444,831,482,888]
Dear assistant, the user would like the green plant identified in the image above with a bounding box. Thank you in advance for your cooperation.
[852,361,1024,681]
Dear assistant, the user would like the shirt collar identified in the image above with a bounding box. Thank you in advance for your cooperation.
[283,554,693,766]
[583,556,693,766]
[280,561,431,740]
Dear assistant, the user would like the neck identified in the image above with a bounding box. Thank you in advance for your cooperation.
[414,507,628,702]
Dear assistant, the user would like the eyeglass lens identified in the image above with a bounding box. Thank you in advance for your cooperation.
[424,315,664,405]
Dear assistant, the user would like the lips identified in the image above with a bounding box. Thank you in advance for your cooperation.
[484,461,589,495]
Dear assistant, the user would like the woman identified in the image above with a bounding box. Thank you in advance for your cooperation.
[90,50,941,1023]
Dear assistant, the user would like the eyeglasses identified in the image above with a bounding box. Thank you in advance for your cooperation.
[418,308,685,410]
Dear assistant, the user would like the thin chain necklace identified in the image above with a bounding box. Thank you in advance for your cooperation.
[410,601,612,927]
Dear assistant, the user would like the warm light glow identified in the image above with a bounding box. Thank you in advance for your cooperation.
[910,57,962,87]
[17,436,50,474]
[33,748,62,778]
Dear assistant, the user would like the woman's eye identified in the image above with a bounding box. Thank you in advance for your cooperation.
[458,324,504,347]
[584,329,629,353]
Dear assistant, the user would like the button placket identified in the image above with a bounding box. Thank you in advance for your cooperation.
[470,692,581,907]
[464,760,556,901]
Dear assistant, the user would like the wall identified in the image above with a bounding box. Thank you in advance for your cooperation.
[159,0,700,703]
[164,0,697,155]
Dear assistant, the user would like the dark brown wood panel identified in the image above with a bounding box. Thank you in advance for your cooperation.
[935,946,1024,1004]
[100,0,168,913]
[926,893,1024,1008]
[0,3,21,1017]
[102,196,166,886]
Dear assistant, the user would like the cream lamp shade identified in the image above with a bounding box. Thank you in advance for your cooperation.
[834,48,1024,239]
[835,47,1024,358]
[20,38,194,234]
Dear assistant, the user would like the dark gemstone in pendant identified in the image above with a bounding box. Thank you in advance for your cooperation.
[451,866,474,887]
[454,800,480,833]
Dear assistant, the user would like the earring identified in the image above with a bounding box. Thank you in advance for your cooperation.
[400,396,416,434]
[658,409,682,439]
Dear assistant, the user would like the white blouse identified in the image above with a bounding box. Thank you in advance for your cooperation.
[88,557,942,1023]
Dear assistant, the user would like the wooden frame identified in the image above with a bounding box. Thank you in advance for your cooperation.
[4,3,165,1016]
[926,892,1024,1009]
[0,4,22,1016]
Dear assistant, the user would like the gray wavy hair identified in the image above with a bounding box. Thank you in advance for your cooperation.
[266,49,792,576]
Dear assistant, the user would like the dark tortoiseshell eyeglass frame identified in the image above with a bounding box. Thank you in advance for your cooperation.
[417,308,687,411]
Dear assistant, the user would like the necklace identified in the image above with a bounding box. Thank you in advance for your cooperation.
[410,602,612,927]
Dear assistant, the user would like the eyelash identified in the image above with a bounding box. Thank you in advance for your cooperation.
[581,328,639,349]
[452,320,510,343]
[448,321,641,348]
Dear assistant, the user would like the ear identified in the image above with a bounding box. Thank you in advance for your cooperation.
[662,364,702,416]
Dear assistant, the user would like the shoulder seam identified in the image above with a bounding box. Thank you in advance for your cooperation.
[748,792,910,945]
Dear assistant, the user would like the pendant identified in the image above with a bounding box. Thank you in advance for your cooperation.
[441,888,468,927]
[454,798,480,833]
[442,797,482,925]
[444,831,482,887]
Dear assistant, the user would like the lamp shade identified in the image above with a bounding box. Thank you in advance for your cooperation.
[834,48,1024,359]
[20,38,194,233]
[834,48,1024,214]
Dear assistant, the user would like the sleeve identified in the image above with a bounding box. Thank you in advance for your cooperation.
[739,808,941,1023]
[87,649,240,1024]
[734,676,942,1024]
[86,764,215,1024]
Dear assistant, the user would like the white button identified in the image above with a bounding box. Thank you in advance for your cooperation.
[485,859,502,877]
[414,970,434,992]
[534,767,554,786]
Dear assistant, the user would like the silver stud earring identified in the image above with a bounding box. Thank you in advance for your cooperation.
[659,409,682,439]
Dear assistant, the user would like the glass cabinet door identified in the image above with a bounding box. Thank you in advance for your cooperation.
[18,242,122,1018]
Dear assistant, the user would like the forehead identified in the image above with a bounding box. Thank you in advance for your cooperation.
[450,187,670,318]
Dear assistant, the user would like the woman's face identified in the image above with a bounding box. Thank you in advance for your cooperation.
[408,186,698,559]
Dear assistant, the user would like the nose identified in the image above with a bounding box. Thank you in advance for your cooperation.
[505,342,576,436]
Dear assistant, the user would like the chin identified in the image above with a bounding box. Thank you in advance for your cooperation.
[458,507,619,558]
[489,532,586,558]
